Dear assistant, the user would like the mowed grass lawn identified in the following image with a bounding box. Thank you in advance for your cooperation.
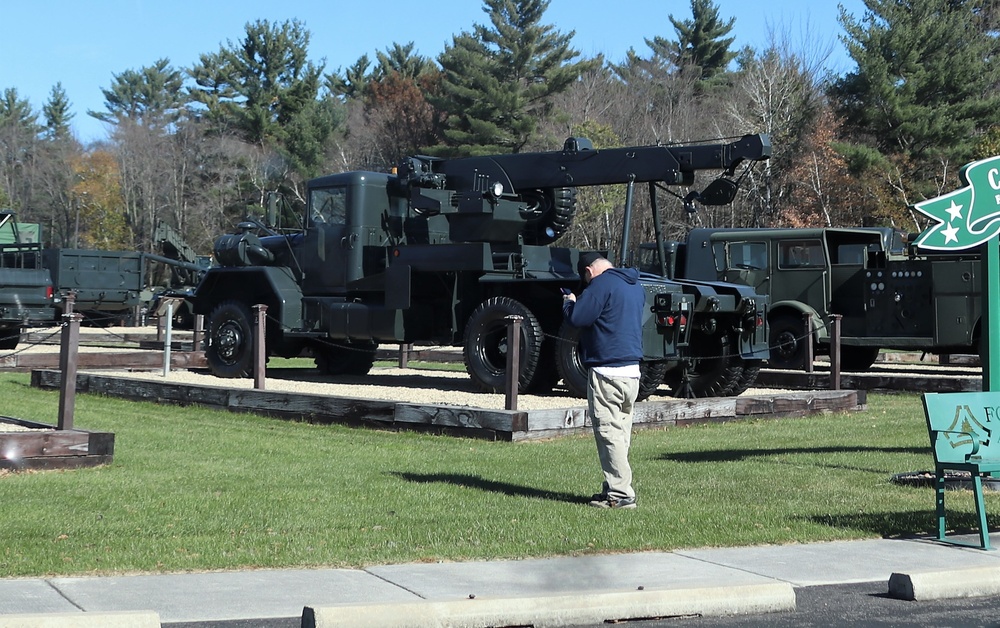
[0,371,984,578]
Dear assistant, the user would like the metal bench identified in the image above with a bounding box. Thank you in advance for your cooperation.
[922,391,1000,550]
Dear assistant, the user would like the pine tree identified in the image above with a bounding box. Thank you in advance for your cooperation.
[42,83,74,141]
[188,19,335,177]
[0,88,38,130]
[89,58,185,130]
[432,0,597,155]
[646,0,736,81]
[831,0,1000,193]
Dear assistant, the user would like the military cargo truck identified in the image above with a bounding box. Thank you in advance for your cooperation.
[0,213,55,348]
[192,135,773,399]
[643,227,983,370]
[0,211,148,347]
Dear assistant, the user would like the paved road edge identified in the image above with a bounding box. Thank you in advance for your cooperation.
[0,610,160,628]
[302,582,796,627]
[889,565,1000,600]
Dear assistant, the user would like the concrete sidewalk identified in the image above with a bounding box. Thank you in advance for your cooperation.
[3,536,1000,627]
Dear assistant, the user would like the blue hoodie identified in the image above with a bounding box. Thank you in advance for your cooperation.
[562,267,645,368]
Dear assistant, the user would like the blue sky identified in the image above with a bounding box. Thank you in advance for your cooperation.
[0,0,868,144]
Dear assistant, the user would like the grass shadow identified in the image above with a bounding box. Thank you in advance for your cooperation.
[392,471,584,504]
[655,446,932,476]
[804,510,1000,538]
[659,446,927,464]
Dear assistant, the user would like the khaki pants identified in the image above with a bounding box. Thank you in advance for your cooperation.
[587,370,639,500]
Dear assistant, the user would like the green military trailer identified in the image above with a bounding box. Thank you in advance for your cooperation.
[44,248,146,326]
[645,227,983,371]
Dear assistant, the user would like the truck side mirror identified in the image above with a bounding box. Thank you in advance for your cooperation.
[266,192,280,227]
[697,178,738,206]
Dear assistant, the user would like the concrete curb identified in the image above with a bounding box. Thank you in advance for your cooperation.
[0,610,160,628]
[302,582,796,628]
[889,565,1000,601]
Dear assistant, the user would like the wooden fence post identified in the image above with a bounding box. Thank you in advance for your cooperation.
[253,304,268,390]
[505,315,522,411]
[830,314,842,391]
[57,312,83,430]
[193,314,204,352]
[803,312,814,373]
[162,301,173,377]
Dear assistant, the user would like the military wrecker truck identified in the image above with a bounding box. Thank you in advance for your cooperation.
[644,226,985,370]
[191,135,772,399]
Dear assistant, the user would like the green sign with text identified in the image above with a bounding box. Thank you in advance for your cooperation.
[912,155,1000,390]
[913,155,1000,251]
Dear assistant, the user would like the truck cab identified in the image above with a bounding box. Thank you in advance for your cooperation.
[656,228,886,369]
[0,212,54,348]
[653,226,983,370]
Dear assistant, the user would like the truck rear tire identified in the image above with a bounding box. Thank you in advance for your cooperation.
[768,315,809,370]
[663,332,742,398]
[0,326,19,350]
[555,322,666,401]
[555,321,586,398]
[463,297,543,394]
[206,300,254,378]
[525,339,560,394]
[638,361,669,401]
[726,358,762,395]
[839,346,880,371]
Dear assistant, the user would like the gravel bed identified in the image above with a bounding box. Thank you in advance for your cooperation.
[15,325,822,410]
[94,366,588,411]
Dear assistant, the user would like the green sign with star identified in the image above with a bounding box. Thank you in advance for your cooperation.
[911,154,1000,390]
[912,155,1000,251]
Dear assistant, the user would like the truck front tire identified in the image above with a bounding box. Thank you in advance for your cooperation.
[768,315,809,370]
[206,300,254,378]
[463,297,543,394]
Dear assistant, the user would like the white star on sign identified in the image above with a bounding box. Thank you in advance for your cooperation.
[942,223,960,243]
[946,201,964,221]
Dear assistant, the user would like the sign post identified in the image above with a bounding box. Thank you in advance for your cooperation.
[911,156,1000,391]
[984,238,1000,391]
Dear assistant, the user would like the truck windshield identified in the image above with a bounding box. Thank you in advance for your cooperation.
[309,187,347,226]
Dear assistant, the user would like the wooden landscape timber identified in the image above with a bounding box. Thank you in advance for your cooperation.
[755,364,982,393]
[0,350,206,372]
[30,369,866,441]
[0,416,114,470]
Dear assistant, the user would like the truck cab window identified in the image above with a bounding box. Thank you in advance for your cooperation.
[725,241,766,270]
[779,240,823,269]
[310,187,347,226]
[834,244,868,265]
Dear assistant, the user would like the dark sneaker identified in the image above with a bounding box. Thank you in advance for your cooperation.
[588,496,637,509]
[589,483,611,503]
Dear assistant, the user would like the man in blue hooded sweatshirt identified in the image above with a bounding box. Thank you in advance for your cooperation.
[562,252,645,509]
